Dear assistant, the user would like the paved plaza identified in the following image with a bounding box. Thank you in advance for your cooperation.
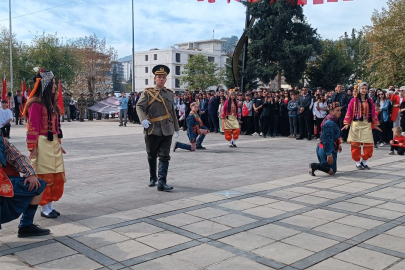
[2,120,405,269]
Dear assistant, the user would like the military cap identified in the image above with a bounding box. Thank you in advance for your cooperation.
[96,91,101,94]
[152,65,170,76]
[80,92,84,95]
[105,91,109,95]
[88,92,93,96]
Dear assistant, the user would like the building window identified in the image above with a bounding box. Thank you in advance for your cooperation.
[176,53,181,63]
[175,79,180,88]
[154,54,157,60]
[145,55,148,61]
[175,66,181,75]
[145,79,148,85]
[145,67,148,73]
[208,56,215,62]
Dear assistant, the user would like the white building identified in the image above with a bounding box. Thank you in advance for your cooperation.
[116,39,228,93]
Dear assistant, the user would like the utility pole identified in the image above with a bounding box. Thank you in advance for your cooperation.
[131,0,136,92]
[9,0,13,91]
[240,6,250,93]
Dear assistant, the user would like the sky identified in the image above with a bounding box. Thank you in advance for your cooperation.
[0,0,388,59]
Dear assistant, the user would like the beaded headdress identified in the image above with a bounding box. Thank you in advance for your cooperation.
[40,71,54,95]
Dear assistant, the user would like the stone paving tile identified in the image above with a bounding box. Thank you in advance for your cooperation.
[0,234,52,249]
[242,206,286,218]
[292,195,330,205]
[240,196,278,206]
[172,244,234,267]
[136,231,191,250]
[334,246,400,270]
[218,231,274,251]
[47,222,91,238]
[139,203,179,214]
[181,220,231,236]
[0,255,29,270]
[360,207,404,220]
[328,202,371,212]
[377,202,405,213]
[331,185,364,193]
[75,230,130,249]
[131,255,199,270]
[387,260,405,270]
[112,222,164,239]
[385,226,405,239]
[365,234,405,254]
[217,201,258,211]
[185,207,229,219]
[106,209,152,221]
[165,198,205,209]
[76,216,125,229]
[314,222,366,239]
[367,190,404,200]
[310,190,345,199]
[281,232,339,252]
[267,190,302,199]
[248,224,300,240]
[15,242,77,265]
[302,209,347,221]
[211,214,257,228]
[35,254,102,270]
[207,256,275,270]
[266,201,306,212]
[283,187,319,194]
[306,182,340,189]
[281,215,329,229]
[96,240,156,262]
[252,242,314,265]
[157,213,203,227]
[345,197,386,207]
[334,215,385,230]
[306,258,369,270]
[189,194,226,203]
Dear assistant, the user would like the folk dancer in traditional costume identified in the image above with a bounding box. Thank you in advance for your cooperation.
[173,102,209,152]
[23,70,67,218]
[0,133,50,237]
[136,65,179,191]
[309,102,342,176]
[342,82,380,170]
[221,91,241,148]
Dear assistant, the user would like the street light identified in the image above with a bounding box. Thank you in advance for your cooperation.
[131,0,135,93]
[9,0,13,91]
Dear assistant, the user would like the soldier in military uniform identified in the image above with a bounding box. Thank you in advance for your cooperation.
[86,92,95,121]
[104,91,109,119]
[77,92,87,122]
[95,91,103,120]
[136,65,180,192]
[62,92,71,122]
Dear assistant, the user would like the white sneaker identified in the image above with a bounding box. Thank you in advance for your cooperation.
[388,151,394,155]
[383,142,387,145]
[252,132,258,136]
[260,132,263,136]
[379,143,384,147]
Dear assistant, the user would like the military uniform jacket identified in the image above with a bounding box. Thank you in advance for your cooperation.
[95,96,103,102]
[86,97,95,106]
[136,86,180,136]
[63,96,70,108]
[77,97,87,109]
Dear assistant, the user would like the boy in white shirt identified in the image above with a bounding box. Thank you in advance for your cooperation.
[0,100,13,138]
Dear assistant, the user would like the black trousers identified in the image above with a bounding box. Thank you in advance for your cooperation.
[208,114,219,132]
[262,116,270,135]
[1,123,11,138]
[391,145,405,155]
[144,134,173,162]
[273,114,280,135]
[254,111,262,133]
[298,111,313,139]
[280,112,289,136]
[315,117,324,138]
[15,109,21,124]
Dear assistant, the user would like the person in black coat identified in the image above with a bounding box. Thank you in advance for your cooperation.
[207,91,219,132]
[330,84,350,142]
[297,87,314,140]
[14,90,26,125]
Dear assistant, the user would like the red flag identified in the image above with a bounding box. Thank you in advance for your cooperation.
[313,0,324,4]
[28,85,31,96]
[327,0,338,2]
[57,79,64,115]
[298,0,308,4]
[23,80,27,99]
[2,77,6,101]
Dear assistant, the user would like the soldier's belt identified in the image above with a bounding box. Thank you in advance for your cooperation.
[149,114,170,123]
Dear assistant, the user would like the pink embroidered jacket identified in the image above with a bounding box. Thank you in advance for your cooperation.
[26,102,61,150]
[221,100,241,119]
[343,97,379,126]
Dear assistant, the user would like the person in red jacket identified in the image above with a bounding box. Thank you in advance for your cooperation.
[389,127,405,155]
[390,89,404,128]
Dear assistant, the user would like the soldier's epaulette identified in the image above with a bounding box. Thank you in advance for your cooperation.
[166,88,173,93]
[144,87,155,91]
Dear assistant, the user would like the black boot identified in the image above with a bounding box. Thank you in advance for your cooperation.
[148,158,158,187]
[309,163,318,176]
[157,161,173,191]
[18,224,50,238]
[173,142,191,152]
[318,164,332,174]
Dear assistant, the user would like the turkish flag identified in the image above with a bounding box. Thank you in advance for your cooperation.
[327,0,338,2]
[313,0,324,4]
[298,0,308,4]
[57,79,64,115]
[1,77,6,101]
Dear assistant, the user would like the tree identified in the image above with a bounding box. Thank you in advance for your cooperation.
[222,54,258,90]
[306,40,353,90]
[246,0,321,88]
[181,54,220,91]
[221,36,239,54]
[364,0,405,87]
[111,62,123,93]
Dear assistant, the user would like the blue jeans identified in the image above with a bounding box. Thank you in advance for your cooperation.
[316,145,337,173]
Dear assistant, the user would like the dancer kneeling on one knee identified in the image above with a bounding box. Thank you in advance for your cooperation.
[389,127,405,155]
[221,91,241,148]
[310,102,342,176]
[173,102,209,151]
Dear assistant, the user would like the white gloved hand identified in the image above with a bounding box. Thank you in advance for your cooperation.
[141,119,151,129]
[174,131,179,138]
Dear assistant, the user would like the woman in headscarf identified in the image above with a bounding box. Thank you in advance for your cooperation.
[23,70,66,218]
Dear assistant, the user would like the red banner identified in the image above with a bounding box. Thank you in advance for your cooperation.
[57,79,64,115]
[1,77,6,101]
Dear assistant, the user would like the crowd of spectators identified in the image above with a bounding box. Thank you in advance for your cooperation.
[173,84,405,154]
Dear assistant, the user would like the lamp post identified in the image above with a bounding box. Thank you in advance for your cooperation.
[131,0,135,93]
[9,0,13,91]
